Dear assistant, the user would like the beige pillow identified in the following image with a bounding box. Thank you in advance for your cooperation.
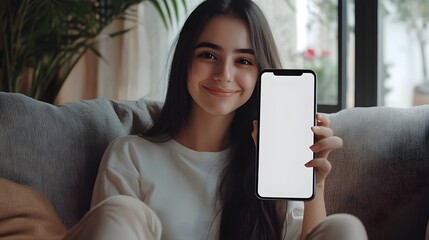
[0,178,67,239]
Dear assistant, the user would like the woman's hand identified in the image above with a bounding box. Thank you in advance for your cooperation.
[305,113,343,186]
[251,114,343,187]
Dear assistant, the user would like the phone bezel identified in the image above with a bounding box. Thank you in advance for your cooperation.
[255,68,317,201]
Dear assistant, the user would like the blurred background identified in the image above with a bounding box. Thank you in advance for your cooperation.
[1,0,428,112]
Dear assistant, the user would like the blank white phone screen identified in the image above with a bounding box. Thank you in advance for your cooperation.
[257,71,315,199]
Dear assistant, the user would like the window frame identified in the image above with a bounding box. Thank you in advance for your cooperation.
[319,0,382,112]
[354,0,379,107]
[317,0,348,113]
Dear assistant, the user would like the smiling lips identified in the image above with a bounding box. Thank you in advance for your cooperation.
[204,86,238,98]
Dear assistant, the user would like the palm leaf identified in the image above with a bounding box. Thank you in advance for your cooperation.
[162,0,174,25]
[0,0,187,103]
[148,0,169,29]
[108,27,137,38]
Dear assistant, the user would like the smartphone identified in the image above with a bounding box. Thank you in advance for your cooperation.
[256,69,316,200]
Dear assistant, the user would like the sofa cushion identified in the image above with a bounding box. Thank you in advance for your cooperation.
[327,105,429,240]
[0,92,428,239]
[0,93,161,228]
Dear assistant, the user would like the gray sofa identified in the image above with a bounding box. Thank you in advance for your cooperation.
[0,92,428,239]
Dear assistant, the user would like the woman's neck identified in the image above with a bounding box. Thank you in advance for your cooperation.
[175,105,234,152]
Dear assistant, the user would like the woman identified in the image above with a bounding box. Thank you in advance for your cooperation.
[65,0,367,239]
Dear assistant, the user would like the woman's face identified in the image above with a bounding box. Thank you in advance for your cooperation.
[187,15,258,117]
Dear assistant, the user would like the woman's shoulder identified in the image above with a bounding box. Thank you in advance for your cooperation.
[107,134,170,154]
[109,135,158,147]
[101,135,170,171]
[110,134,145,144]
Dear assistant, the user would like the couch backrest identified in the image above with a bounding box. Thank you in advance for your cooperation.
[1,92,428,239]
[327,105,429,239]
[0,93,161,228]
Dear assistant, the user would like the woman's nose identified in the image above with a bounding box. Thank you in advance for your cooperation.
[214,61,233,82]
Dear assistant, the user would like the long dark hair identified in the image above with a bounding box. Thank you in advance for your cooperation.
[145,0,286,239]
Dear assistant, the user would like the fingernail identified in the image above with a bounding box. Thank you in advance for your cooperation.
[312,126,320,131]
[310,145,319,151]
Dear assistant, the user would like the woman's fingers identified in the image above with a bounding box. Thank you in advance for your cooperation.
[311,117,342,159]
[316,113,330,127]
[310,136,343,152]
[306,114,340,184]
[310,136,343,159]
[305,158,332,183]
[305,158,332,172]
[311,126,333,138]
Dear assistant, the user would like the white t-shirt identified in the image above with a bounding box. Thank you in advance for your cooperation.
[91,135,303,240]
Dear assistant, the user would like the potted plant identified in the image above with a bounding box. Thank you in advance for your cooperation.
[0,0,185,103]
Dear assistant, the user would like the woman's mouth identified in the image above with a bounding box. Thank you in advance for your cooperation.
[204,86,238,98]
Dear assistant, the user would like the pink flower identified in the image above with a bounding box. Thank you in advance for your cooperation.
[303,48,316,61]
[322,50,330,57]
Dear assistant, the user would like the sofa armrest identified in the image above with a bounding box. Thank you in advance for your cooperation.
[326,105,429,239]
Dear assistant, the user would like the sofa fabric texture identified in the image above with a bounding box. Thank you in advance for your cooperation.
[327,106,429,239]
[0,92,428,239]
[0,93,161,229]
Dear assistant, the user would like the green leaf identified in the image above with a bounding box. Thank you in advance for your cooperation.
[163,0,174,25]
[108,27,136,38]
[181,0,187,12]
[171,0,180,22]
[149,0,169,29]
[87,45,106,61]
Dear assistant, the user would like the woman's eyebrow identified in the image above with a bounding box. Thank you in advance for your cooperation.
[236,48,255,55]
[195,42,222,50]
[195,41,255,55]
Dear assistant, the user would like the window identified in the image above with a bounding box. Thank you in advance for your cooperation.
[355,0,429,107]
[261,0,429,110]
[255,0,343,112]
[379,0,429,107]
[146,0,429,111]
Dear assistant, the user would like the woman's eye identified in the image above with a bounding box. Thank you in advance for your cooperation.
[199,52,216,60]
[238,58,253,65]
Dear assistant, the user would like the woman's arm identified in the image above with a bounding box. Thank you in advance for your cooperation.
[91,137,143,207]
[301,181,326,239]
[300,114,342,239]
